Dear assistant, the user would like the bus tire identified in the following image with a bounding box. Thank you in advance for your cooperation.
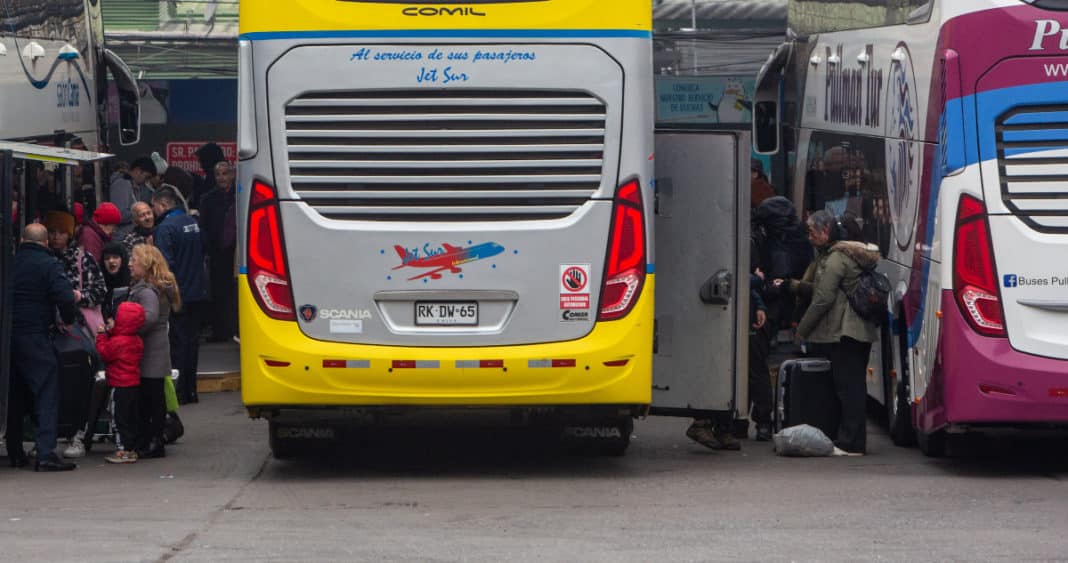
[916,428,947,458]
[268,421,335,460]
[887,312,916,447]
[598,417,633,457]
[268,425,301,460]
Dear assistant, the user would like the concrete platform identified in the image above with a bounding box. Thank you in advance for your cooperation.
[197,340,241,394]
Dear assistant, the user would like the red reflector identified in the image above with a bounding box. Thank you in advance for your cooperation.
[392,360,417,369]
[551,359,576,368]
[480,360,504,368]
[1050,388,1068,398]
[603,359,630,367]
[322,360,346,368]
[979,383,1017,396]
[599,179,646,322]
[953,195,1005,337]
[264,360,291,367]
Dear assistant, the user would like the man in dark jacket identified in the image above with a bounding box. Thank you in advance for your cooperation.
[199,161,237,342]
[5,224,78,471]
[152,187,208,404]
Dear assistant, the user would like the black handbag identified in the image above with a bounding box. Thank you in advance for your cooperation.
[52,321,101,369]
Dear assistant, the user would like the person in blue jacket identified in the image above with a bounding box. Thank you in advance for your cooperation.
[151,187,208,404]
[5,224,78,471]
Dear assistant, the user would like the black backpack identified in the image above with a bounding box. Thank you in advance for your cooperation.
[845,266,891,324]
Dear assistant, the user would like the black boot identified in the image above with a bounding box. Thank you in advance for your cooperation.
[137,438,166,459]
[8,451,28,468]
[35,453,76,472]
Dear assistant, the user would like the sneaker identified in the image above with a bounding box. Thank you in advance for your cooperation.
[232,335,240,344]
[105,450,138,464]
[832,447,865,457]
[63,431,86,458]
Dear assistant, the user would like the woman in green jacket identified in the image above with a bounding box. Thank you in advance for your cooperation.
[793,210,880,455]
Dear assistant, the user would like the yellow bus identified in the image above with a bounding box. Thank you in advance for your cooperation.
[236,0,654,457]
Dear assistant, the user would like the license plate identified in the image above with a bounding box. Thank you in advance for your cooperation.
[415,302,478,326]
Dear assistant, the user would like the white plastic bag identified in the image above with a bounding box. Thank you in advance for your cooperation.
[773,424,835,457]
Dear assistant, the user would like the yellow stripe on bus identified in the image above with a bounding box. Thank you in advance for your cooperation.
[239,0,651,35]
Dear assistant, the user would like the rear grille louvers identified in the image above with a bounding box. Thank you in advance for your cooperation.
[284,89,608,222]
[996,104,1068,233]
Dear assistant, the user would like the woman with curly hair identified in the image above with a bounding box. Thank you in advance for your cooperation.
[128,244,182,459]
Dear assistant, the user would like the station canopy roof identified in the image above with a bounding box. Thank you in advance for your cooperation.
[104,0,786,80]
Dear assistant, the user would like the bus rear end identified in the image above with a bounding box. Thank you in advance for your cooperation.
[920,1,1068,447]
[236,0,654,453]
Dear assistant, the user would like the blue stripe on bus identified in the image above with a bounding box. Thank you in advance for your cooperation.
[646,264,655,274]
[239,29,652,41]
[239,266,248,275]
[1001,129,1068,143]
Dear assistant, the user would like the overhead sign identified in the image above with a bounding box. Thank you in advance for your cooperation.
[656,77,755,125]
[165,142,236,173]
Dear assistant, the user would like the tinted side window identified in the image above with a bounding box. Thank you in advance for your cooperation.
[801,132,892,257]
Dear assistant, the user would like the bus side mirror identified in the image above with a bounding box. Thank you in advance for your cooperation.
[103,49,142,147]
[753,101,779,154]
[752,41,791,156]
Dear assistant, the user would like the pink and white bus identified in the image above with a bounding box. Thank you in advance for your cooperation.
[753,0,1068,455]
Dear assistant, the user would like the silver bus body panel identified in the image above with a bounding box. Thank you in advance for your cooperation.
[651,131,748,414]
[239,36,654,347]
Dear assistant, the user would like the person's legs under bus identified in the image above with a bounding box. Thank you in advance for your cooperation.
[830,337,872,454]
[748,327,773,440]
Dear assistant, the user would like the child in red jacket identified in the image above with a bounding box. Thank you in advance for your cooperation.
[97,301,145,464]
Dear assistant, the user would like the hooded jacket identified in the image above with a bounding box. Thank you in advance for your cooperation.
[96,301,146,387]
[77,219,111,265]
[796,241,880,344]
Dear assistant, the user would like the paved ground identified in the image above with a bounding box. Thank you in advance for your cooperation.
[2,391,1067,562]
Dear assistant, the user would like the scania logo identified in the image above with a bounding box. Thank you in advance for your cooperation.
[299,304,318,323]
[403,6,486,16]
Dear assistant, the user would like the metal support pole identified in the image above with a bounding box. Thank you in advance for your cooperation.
[0,149,14,435]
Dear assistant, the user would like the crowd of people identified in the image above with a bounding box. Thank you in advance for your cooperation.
[4,143,237,471]
[685,160,881,457]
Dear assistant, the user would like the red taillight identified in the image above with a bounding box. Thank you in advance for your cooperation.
[247,180,295,320]
[598,179,646,321]
[953,194,1004,337]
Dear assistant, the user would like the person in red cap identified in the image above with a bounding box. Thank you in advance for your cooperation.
[78,202,122,265]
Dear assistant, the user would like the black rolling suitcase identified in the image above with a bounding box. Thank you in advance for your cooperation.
[53,327,98,439]
[774,358,838,440]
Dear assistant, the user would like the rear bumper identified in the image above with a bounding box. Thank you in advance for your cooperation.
[916,291,1068,431]
[239,275,653,408]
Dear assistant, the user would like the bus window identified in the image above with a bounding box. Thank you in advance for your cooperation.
[802,132,890,256]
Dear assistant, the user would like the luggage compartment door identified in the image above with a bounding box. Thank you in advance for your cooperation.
[651,131,749,416]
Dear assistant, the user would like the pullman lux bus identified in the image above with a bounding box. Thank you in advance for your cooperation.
[236,0,655,456]
[753,0,1068,455]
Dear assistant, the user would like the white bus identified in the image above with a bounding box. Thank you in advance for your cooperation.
[754,0,1068,455]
